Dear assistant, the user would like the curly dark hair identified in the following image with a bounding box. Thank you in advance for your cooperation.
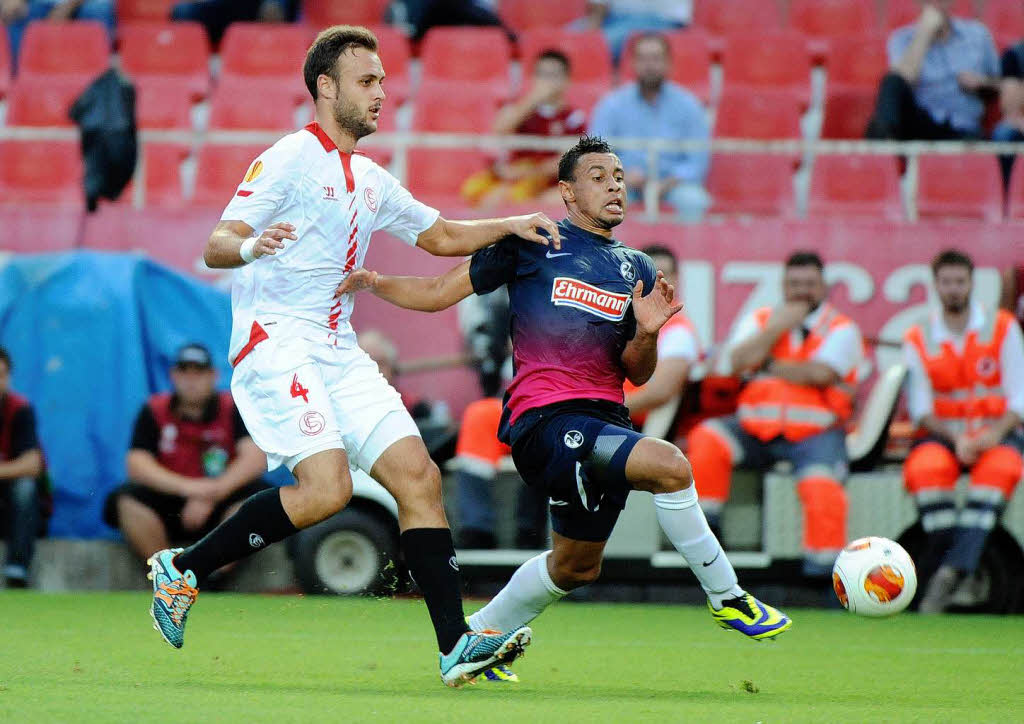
[557,135,615,182]
[304,25,379,100]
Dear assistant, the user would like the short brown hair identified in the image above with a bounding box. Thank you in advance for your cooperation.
[304,25,379,100]
[931,248,974,275]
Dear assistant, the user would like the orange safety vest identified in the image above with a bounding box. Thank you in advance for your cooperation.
[905,309,1015,437]
[737,304,857,442]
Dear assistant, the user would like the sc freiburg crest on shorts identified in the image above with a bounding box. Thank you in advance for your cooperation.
[551,277,631,321]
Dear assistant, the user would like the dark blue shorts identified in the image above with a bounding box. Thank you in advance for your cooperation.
[507,400,645,542]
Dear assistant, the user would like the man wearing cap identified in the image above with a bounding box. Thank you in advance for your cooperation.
[103,344,269,562]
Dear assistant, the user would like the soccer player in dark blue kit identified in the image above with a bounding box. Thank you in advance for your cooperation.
[337,136,791,665]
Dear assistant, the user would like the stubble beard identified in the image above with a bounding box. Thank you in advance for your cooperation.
[334,97,375,141]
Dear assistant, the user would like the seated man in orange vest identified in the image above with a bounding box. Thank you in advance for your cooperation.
[688,251,864,576]
[103,344,270,562]
[624,244,701,430]
[903,249,1024,614]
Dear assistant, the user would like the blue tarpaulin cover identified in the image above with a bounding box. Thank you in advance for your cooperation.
[0,252,285,539]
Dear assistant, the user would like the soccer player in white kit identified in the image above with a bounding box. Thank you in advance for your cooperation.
[146,25,561,687]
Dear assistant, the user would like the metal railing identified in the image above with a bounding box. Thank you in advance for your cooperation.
[3,125,1024,221]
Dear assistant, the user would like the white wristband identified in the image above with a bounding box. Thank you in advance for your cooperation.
[239,236,258,264]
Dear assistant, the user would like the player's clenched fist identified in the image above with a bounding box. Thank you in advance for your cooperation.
[505,213,562,249]
[632,270,683,335]
[250,222,298,259]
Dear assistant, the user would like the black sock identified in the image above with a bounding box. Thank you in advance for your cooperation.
[174,487,298,582]
[401,528,470,653]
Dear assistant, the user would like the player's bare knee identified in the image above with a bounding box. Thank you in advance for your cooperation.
[654,450,693,494]
[551,559,602,589]
[321,479,352,517]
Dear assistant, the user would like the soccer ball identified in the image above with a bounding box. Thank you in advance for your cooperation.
[832,537,917,617]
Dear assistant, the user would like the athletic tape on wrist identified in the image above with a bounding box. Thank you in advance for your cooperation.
[239,236,258,264]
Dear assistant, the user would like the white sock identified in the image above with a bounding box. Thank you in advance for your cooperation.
[467,551,567,632]
[654,485,744,609]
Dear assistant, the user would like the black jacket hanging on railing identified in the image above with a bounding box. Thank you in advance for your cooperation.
[69,68,138,212]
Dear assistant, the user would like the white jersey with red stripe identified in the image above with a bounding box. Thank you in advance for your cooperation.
[219,122,439,361]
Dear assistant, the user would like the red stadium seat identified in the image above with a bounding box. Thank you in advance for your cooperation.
[824,34,889,89]
[808,155,903,220]
[885,0,974,30]
[1006,162,1024,220]
[1,204,83,252]
[916,155,1003,222]
[82,206,220,277]
[219,23,309,100]
[133,78,194,129]
[303,0,390,26]
[6,75,90,126]
[0,140,84,205]
[119,22,210,98]
[984,0,1024,49]
[821,87,877,139]
[18,21,109,78]
[498,0,587,33]
[707,154,796,217]
[208,78,301,130]
[693,0,783,34]
[715,90,803,139]
[368,25,411,103]
[420,27,511,84]
[0,32,10,99]
[117,0,173,22]
[408,92,497,200]
[721,31,814,101]
[119,143,189,207]
[789,0,878,38]
[519,29,612,89]
[193,144,268,205]
[620,29,712,103]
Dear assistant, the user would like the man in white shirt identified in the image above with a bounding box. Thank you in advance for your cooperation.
[147,25,560,686]
[902,249,1024,613]
[687,252,864,576]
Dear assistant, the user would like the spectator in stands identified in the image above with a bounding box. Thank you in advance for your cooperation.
[573,0,691,61]
[461,49,587,208]
[359,329,458,463]
[866,0,999,141]
[687,252,864,576]
[0,347,45,588]
[589,33,710,222]
[2,0,115,65]
[102,344,269,562]
[171,0,298,45]
[624,244,700,430]
[450,292,547,550]
[401,0,509,42]
[1000,265,1024,330]
[993,40,1024,186]
[902,250,1024,614]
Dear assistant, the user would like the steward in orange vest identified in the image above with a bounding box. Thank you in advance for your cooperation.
[902,250,1024,613]
[688,252,864,575]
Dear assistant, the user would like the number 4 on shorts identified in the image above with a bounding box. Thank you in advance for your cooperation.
[290,373,310,403]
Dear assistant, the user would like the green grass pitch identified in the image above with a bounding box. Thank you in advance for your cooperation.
[2,591,1021,723]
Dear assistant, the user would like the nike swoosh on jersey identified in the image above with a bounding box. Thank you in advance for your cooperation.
[545,251,572,258]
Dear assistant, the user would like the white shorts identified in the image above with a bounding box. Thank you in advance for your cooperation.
[231,336,420,473]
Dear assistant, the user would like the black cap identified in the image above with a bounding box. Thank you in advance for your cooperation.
[174,343,213,369]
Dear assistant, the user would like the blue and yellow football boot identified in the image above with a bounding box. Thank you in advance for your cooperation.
[479,664,520,683]
[709,593,792,640]
[147,548,199,649]
[439,626,531,687]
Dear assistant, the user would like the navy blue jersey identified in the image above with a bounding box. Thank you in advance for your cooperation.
[469,219,657,427]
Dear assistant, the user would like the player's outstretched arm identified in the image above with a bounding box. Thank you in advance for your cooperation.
[415,214,561,257]
[334,260,475,313]
[621,272,683,386]
[204,220,297,269]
